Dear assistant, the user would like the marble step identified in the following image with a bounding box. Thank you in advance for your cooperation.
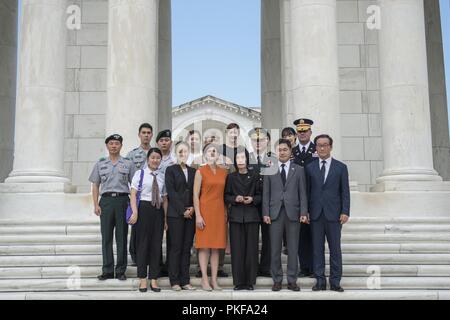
[1,265,450,279]
[2,289,449,300]
[1,233,450,245]
[1,277,450,292]
[1,223,450,235]
[0,253,450,267]
[2,217,450,226]
[1,243,449,256]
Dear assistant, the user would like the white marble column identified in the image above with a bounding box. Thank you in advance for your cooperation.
[288,0,341,158]
[374,0,444,191]
[107,0,159,153]
[158,0,172,132]
[4,0,70,189]
[261,0,283,131]
[0,1,18,182]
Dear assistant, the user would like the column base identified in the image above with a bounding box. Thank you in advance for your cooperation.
[371,180,450,192]
[2,172,75,193]
[0,183,76,193]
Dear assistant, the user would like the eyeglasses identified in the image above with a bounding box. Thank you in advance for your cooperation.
[316,144,331,149]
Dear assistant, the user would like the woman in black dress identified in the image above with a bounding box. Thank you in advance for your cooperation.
[165,141,197,291]
[224,148,262,290]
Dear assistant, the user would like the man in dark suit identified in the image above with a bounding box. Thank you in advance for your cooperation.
[292,118,317,278]
[263,139,308,292]
[304,134,350,292]
[248,128,277,278]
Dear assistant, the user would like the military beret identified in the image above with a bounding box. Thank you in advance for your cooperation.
[105,134,123,144]
[248,127,270,140]
[293,118,314,132]
[156,129,172,142]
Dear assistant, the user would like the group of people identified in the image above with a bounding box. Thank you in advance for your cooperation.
[89,118,350,293]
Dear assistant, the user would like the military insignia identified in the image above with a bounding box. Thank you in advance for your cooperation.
[99,157,106,162]
[312,152,319,158]
[100,166,107,170]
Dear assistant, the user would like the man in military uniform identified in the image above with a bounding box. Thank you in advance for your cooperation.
[89,134,135,281]
[292,118,317,278]
[248,128,277,278]
[126,123,153,265]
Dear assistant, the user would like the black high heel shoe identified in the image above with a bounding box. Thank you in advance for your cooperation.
[139,280,148,293]
[150,284,161,292]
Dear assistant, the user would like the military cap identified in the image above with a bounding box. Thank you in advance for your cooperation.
[156,129,172,142]
[105,134,123,144]
[293,118,314,132]
[248,127,269,140]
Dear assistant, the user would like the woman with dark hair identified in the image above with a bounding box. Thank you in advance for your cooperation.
[165,141,197,291]
[193,143,228,291]
[129,148,168,293]
[224,148,262,290]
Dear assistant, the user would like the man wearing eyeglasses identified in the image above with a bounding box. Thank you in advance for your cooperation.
[303,134,350,293]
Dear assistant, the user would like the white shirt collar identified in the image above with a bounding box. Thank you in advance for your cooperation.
[299,141,311,150]
[319,157,332,166]
[278,160,290,172]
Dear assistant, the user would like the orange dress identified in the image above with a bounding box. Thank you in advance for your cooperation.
[195,164,228,249]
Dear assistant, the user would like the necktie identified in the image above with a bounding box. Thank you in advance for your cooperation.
[301,146,306,155]
[320,160,327,184]
[257,155,261,166]
[151,172,161,209]
[281,163,287,186]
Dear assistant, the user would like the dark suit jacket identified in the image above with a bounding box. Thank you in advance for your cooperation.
[305,158,350,222]
[165,164,196,218]
[262,161,308,222]
[224,170,262,223]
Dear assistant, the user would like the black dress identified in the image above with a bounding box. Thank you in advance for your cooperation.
[224,169,262,287]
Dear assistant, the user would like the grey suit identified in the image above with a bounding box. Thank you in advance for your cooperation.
[263,161,308,284]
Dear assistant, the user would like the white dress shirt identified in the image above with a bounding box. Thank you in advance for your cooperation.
[299,141,311,153]
[319,157,332,182]
[278,160,291,175]
[131,167,167,202]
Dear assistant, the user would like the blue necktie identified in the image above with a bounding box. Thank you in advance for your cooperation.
[281,163,287,186]
[320,160,326,184]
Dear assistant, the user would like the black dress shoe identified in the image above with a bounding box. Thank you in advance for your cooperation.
[234,285,245,291]
[217,270,228,278]
[272,282,282,291]
[116,273,127,281]
[139,287,147,293]
[330,285,344,292]
[247,285,254,291]
[97,273,114,281]
[287,283,300,291]
[257,271,272,278]
[312,283,327,291]
[150,284,161,292]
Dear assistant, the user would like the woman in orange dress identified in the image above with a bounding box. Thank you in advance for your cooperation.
[193,143,228,291]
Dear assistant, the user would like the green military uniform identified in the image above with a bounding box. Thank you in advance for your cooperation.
[89,156,135,276]
[127,146,149,170]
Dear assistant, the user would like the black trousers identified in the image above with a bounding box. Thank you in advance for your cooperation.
[167,216,195,286]
[129,225,136,262]
[311,213,343,287]
[135,201,164,279]
[230,222,259,286]
[298,222,313,273]
[99,196,128,275]
[258,221,271,273]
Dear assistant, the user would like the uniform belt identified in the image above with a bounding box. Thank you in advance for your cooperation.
[102,192,129,197]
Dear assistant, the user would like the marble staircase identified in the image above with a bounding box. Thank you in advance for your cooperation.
[0,217,450,299]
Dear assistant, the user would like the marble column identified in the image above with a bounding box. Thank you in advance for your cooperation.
[374,0,444,191]
[0,1,17,182]
[288,0,342,158]
[424,0,450,181]
[107,0,159,153]
[261,0,283,131]
[5,0,70,189]
[158,0,172,132]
